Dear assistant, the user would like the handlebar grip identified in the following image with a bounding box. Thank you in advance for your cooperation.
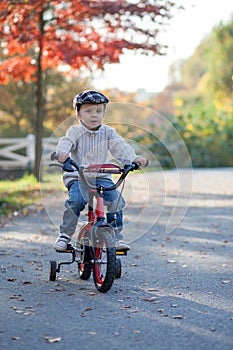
[132,159,149,169]
[132,162,140,170]
[62,158,75,172]
[50,152,58,161]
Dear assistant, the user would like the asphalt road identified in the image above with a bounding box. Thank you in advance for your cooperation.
[0,169,233,350]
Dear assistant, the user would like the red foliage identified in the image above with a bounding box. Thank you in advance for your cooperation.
[0,0,176,84]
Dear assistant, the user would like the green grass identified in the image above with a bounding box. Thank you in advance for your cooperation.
[0,173,63,217]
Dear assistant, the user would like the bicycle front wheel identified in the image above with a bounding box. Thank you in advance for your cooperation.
[93,231,116,293]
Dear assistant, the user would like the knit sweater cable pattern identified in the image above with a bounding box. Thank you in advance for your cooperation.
[56,123,137,187]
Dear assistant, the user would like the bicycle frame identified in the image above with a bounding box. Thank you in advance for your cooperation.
[89,189,104,223]
[78,187,111,252]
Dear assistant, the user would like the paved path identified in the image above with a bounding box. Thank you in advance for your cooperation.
[0,169,233,350]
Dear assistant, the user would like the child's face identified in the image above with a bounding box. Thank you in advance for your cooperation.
[78,103,105,130]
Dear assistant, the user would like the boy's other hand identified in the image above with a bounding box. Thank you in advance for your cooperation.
[58,153,69,163]
[133,157,149,168]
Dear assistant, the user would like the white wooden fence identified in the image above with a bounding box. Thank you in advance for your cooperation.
[0,135,59,170]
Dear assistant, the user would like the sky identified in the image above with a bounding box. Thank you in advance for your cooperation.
[94,0,233,93]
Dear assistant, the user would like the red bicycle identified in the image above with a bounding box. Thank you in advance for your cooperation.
[49,157,139,293]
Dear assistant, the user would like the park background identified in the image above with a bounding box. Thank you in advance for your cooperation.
[1,4,233,348]
[0,0,233,180]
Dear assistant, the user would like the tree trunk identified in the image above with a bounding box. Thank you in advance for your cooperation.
[33,10,44,181]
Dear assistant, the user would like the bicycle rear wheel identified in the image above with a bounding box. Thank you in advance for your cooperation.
[93,231,116,293]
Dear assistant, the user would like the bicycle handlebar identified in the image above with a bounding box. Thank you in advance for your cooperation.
[50,152,139,191]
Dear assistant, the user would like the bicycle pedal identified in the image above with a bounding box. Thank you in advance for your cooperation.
[65,244,74,252]
[116,249,128,256]
[56,244,74,253]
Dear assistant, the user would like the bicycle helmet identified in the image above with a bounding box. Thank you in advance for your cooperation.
[73,90,109,112]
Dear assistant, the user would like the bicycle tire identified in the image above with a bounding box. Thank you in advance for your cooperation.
[115,258,122,278]
[49,260,57,281]
[93,231,116,293]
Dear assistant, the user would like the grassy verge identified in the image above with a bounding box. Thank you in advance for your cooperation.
[0,173,63,218]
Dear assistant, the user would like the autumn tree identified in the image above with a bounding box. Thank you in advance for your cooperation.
[209,16,233,106]
[0,80,35,136]
[160,16,233,167]
[0,0,177,180]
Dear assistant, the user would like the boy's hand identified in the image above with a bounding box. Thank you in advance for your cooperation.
[58,152,69,163]
[133,157,148,168]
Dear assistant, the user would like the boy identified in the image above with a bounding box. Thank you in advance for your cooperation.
[54,90,148,252]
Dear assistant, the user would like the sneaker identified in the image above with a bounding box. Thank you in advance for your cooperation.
[54,233,71,252]
[116,240,130,251]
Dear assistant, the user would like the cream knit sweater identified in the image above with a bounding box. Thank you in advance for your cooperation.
[56,122,137,187]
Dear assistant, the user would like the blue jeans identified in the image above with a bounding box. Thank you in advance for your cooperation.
[60,178,125,240]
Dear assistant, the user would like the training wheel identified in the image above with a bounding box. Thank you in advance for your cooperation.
[49,260,57,281]
[115,258,122,278]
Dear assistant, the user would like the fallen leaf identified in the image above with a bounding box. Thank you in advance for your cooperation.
[45,337,62,343]
[129,310,139,313]
[147,288,159,292]
[221,280,231,284]
[143,297,157,302]
[16,310,24,314]
[12,336,21,340]
[0,250,7,255]
[9,294,23,300]
[21,281,32,285]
